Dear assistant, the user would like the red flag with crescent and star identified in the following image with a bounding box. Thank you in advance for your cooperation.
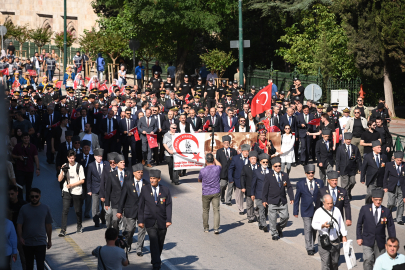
[251,83,272,117]
[147,134,158,148]
[308,118,321,127]
[0,69,9,76]
[202,120,210,131]
[129,127,141,141]
[104,130,117,139]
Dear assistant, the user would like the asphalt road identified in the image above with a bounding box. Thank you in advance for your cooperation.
[11,150,405,270]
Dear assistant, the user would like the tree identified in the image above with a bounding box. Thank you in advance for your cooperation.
[78,28,99,61]
[2,21,15,47]
[199,49,236,78]
[53,31,76,52]
[97,28,131,66]
[250,0,332,15]
[335,0,405,117]
[30,27,53,52]
[10,25,31,57]
[92,0,237,85]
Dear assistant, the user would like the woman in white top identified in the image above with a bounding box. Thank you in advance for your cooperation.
[280,124,295,175]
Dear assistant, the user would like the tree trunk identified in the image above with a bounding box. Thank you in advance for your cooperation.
[383,64,396,117]
[175,34,195,87]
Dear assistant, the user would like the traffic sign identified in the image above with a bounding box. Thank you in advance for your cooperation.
[0,25,7,36]
[304,84,322,102]
[230,40,250,49]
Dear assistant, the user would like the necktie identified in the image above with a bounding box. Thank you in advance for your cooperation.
[109,119,112,133]
[325,141,329,152]
[84,155,88,166]
[50,114,53,126]
[397,166,401,186]
[229,117,232,127]
[98,163,101,176]
[136,181,140,196]
[277,174,281,188]
[376,155,380,167]
[309,181,314,194]
[289,116,292,126]
[31,115,34,124]
[374,208,379,225]
[153,187,158,204]
[225,149,229,160]
[193,118,196,126]
[332,189,336,205]
[127,119,130,133]
[347,146,351,158]
[119,172,124,187]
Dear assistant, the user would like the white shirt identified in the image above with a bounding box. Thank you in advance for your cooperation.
[60,126,67,144]
[66,141,72,150]
[372,203,382,222]
[329,186,338,204]
[251,164,257,170]
[396,164,402,174]
[152,185,160,198]
[61,162,85,195]
[239,126,246,132]
[134,178,143,194]
[261,166,269,174]
[249,120,256,132]
[179,122,194,133]
[312,207,347,241]
[82,133,93,154]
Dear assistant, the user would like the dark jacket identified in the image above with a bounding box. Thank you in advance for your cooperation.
[361,152,387,187]
[186,117,202,132]
[228,154,249,189]
[216,147,237,180]
[293,178,324,217]
[336,143,362,176]
[251,167,271,200]
[240,164,256,197]
[383,161,405,193]
[203,115,223,132]
[262,171,294,205]
[315,139,334,168]
[105,168,131,208]
[118,178,150,218]
[315,186,351,221]
[87,161,110,194]
[99,164,112,198]
[296,113,314,138]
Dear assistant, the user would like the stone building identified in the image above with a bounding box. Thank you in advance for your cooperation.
[0,0,98,45]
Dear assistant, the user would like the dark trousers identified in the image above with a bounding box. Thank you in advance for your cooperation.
[153,133,163,164]
[61,191,83,231]
[300,135,311,164]
[16,171,34,202]
[102,138,118,160]
[23,245,46,270]
[146,222,167,269]
[137,79,143,91]
[122,136,137,166]
[312,137,319,161]
[45,132,54,163]
[294,139,299,163]
[47,70,54,81]
[165,156,179,183]
[206,98,216,109]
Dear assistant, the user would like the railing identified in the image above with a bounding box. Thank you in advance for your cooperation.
[392,133,405,152]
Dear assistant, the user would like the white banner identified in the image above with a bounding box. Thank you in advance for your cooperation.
[173,133,206,170]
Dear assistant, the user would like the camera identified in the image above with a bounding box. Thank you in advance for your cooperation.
[328,221,334,228]
[62,165,69,174]
[115,235,128,250]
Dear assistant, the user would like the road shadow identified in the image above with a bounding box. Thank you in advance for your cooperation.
[351,195,366,201]
[166,255,199,267]
[163,242,177,251]
[218,220,245,234]
[283,228,304,238]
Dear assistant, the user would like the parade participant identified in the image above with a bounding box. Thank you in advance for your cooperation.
[198,153,222,233]
[293,164,324,255]
[73,51,82,75]
[163,75,175,91]
[360,120,381,157]
[77,140,95,219]
[228,144,250,214]
[339,108,351,137]
[204,78,217,109]
[370,103,390,126]
[87,148,109,227]
[119,108,137,165]
[241,151,258,223]
[297,105,314,165]
[138,108,158,168]
[178,74,193,97]
[361,140,387,204]
[357,189,396,270]
[262,156,294,240]
[100,110,119,160]
[345,108,368,157]
[251,153,271,232]
[216,135,237,204]
[383,152,405,225]
[315,129,335,185]
[312,194,347,270]
[138,169,172,270]
[55,130,74,187]
[253,129,276,156]
[280,124,295,175]
[99,152,117,228]
[186,109,202,132]
[58,149,85,236]
[375,117,392,156]
[336,133,362,199]
[163,123,180,185]
[63,66,75,87]
[117,164,149,255]
[222,107,237,132]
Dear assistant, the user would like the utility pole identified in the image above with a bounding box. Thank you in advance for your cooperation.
[63,0,67,75]
[238,0,244,87]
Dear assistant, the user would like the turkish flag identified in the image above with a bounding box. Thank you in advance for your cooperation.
[0,69,9,76]
[71,109,77,120]
[120,86,125,94]
[55,81,62,89]
[108,84,117,94]
[268,126,281,132]
[251,83,272,117]
[262,118,270,131]
[28,70,37,77]
[74,80,78,89]
[335,128,340,143]
[147,134,158,148]
[308,118,321,126]
[12,80,21,89]
[229,126,235,132]
[129,127,141,141]
[99,83,107,91]
[51,121,61,128]
[104,130,117,139]
[203,120,210,131]
[185,94,190,104]
[77,65,82,73]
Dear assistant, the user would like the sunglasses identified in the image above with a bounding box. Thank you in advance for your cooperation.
[285,128,290,130]
[170,127,176,129]
[354,112,360,114]
[262,161,268,164]
[306,172,315,175]
[126,113,131,115]
[109,161,116,164]
[273,165,281,167]
[357,100,363,102]
[30,195,39,199]
[183,107,189,109]
[240,120,245,122]
[218,107,223,108]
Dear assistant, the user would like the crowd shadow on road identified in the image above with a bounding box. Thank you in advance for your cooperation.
[163,242,177,251]
[219,220,245,234]
[351,195,366,201]
[166,255,199,268]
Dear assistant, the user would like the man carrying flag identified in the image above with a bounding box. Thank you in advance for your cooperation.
[119,108,138,166]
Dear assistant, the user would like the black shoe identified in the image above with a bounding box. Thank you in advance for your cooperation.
[178,173,182,177]
[77,226,83,233]
[174,182,180,185]
[307,250,314,256]
[239,212,244,215]
[259,226,264,230]
[276,224,283,238]
[95,222,100,227]
[58,230,66,237]
[137,252,143,257]
[272,235,280,241]
[398,221,404,225]
[221,198,225,203]
[248,220,255,223]
[84,215,91,219]
[226,203,232,206]
[263,226,269,233]
[100,219,106,225]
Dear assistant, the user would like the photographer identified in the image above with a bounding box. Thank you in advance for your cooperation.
[11,132,40,202]
[57,149,85,237]
[92,228,129,270]
[312,194,347,270]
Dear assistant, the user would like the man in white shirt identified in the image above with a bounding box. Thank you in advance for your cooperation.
[206,70,218,86]
[79,123,100,155]
[312,194,347,270]
[57,149,85,237]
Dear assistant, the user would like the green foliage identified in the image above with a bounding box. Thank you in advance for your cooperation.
[199,49,237,78]
[30,27,53,50]
[2,21,15,41]
[250,0,332,15]
[97,28,131,64]
[276,4,357,79]
[53,31,76,52]
[78,28,99,60]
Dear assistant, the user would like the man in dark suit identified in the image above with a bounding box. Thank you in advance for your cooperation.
[76,140,95,218]
[316,171,352,226]
[28,106,41,148]
[296,105,314,165]
[151,106,165,165]
[187,109,202,132]
[105,154,131,230]
[216,135,237,204]
[241,151,258,223]
[161,110,179,135]
[164,92,177,113]
[336,132,362,199]
[361,140,388,204]
[119,108,137,166]
[234,116,250,132]
[138,169,172,270]
[383,151,405,225]
[100,110,119,160]
[43,105,61,164]
[252,153,271,232]
[357,189,396,270]
[228,144,251,215]
[262,156,294,240]
[204,107,222,132]
[87,148,109,227]
[75,108,93,135]
[138,108,158,167]
[238,104,250,119]
[222,108,238,132]
[117,164,149,256]
[315,129,334,185]
[99,152,114,228]
[293,164,324,255]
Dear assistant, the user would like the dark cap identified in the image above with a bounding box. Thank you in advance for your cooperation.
[259,153,270,161]
[251,85,255,89]
[132,163,144,172]
[241,144,250,151]
[249,151,258,158]
[184,75,189,78]
[81,140,91,148]
[377,103,384,109]
[197,77,202,81]
[372,140,381,147]
[344,132,353,140]
[208,78,213,82]
[271,156,281,165]
[304,164,316,173]
[107,152,118,161]
[149,169,161,178]
[327,171,339,179]
[372,189,384,198]
[222,135,231,142]
[154,71,159,75]
[65,130,74,137]
[72,136,80,142]
[114,154,125,163]
[322,129,331,136]
[94,148,104,156]
[326,106,333,112]
[394,152,404,159]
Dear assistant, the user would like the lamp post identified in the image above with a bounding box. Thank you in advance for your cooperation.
[238,0,244,87]
[63,0,67,75]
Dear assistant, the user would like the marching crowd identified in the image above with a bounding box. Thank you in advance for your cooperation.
[2,47,405,270]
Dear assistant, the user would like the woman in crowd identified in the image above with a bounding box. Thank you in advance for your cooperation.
[280,124,295,175]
